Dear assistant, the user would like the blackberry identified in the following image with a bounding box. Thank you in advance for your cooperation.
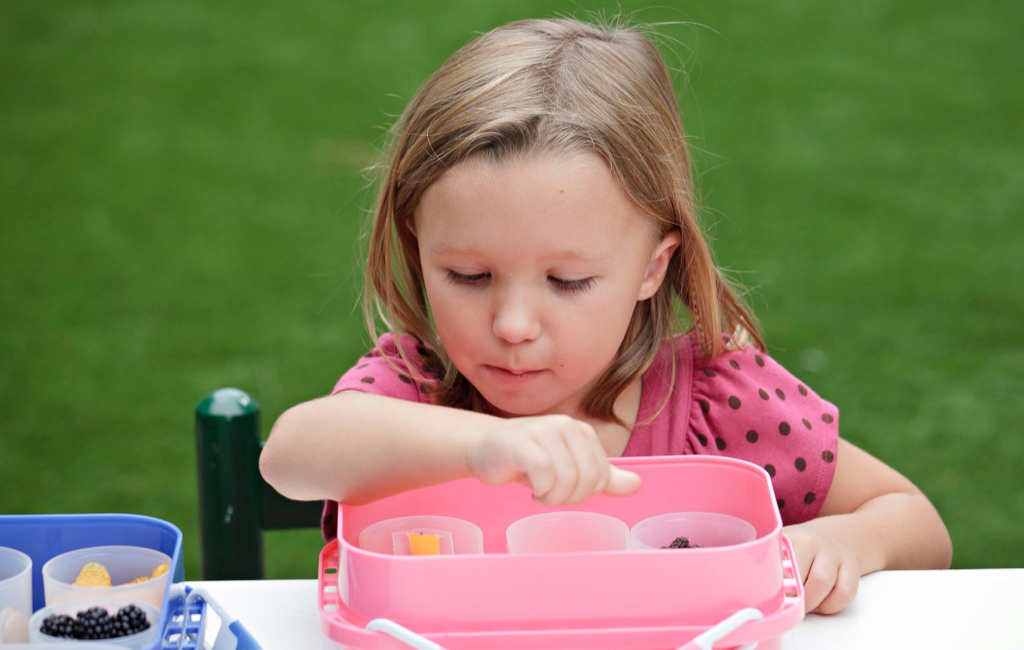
[114,604,151,637]
[75,606,116,640]
[40,613,76,638]
[662,536,702,549]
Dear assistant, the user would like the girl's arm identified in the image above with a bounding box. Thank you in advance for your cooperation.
[785,438,954,614]
[260,391,501,504]
[259,391,641,506]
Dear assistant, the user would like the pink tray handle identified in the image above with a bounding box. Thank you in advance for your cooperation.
[674,608,762,650]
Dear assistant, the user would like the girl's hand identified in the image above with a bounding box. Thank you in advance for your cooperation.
[783,520,861,615]
[467,414,642,505]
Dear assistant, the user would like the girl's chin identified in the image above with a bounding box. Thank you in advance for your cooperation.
[481,391,568,419]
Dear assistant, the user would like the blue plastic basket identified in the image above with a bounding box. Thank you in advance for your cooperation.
[0,514,207,650]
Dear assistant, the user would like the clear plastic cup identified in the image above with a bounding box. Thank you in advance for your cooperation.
[506,512,630,554]
[359,516,484,555]
[0,546,33,644]
[42,546,171,609]
[28,598,159,649]
[630,512,757,550]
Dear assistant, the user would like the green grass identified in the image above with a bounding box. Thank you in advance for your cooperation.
[2,0,1021,579]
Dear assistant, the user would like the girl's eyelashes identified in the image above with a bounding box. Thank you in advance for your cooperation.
[444,270,488,286]
[548,276,596,293]
[444,270,595,294]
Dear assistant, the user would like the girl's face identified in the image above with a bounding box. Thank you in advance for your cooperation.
[413,151,680,419]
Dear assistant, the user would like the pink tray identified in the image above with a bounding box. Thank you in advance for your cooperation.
[318,456,805,650]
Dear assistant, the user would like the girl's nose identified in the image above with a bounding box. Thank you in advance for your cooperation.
[491,295,542,344]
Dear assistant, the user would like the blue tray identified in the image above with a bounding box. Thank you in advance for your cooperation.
[0,514,206,650]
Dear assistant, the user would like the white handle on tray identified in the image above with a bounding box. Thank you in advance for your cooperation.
[366,619,446,650]
[675,607,763,650]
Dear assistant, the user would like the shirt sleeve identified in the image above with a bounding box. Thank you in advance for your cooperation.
[689,342,840,525]
[321,333,444,542]
[330,333,441,401]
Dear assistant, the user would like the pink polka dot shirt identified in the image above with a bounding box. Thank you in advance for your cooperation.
[321,332,839,541]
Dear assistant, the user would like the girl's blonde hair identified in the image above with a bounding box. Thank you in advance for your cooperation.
[362,16,764,427]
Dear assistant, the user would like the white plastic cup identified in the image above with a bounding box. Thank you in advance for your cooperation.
[630,512,757,550]
[0,546,33,644]
[359,516,484,555]
[42,546,171,609]
[506,512,630,554]
[28,598,159,648]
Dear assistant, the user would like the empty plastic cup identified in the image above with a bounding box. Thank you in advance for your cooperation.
[631,512,757,550]
[506,512,630,554]
[0,546,32,644]
[359,516,484,555]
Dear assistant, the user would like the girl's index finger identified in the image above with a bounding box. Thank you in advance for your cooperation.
[603,466,642,496]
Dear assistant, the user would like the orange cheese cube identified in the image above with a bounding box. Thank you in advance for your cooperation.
[407,534,441,556]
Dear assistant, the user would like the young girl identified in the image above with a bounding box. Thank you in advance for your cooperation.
[261,16,952,615]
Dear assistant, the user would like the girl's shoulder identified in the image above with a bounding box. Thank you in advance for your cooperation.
[637,331,840,525]
[329,333,442,402]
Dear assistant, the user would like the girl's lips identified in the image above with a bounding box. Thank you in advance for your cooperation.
[484,365,546,386]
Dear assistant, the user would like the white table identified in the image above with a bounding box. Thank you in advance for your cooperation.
[189,570,1024,649]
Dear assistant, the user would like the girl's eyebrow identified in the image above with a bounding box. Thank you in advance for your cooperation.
[431,244,608,263]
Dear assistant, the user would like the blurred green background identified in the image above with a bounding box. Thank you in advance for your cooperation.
[2,0,1021,579]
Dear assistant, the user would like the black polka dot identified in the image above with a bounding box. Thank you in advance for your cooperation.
[777,498,786,509]
[746,430,759,443]
[360,376,375,384]
[729,359,740,370]
[798,384,808,396]
[822,413,834,424]
[795,457,806,472]
[715,437,727,451]
[420,383,431,394]
[775,388,786,401]
[822,450,834,463]
[728,396,742,410]
[696,433,708,447]
[356,364,368,370]
[703,368,716,378]
[417,346,429,357]
[759,389,770,401]
[802,418,812,430]
[779,421,791,436]
[756,355,765,367]
[398,375,412,384]
[699,399,711,414]
[765,464,776,478]
[804,492,816,505]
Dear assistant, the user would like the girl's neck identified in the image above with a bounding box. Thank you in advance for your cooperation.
[491,375,644,458]
[582,375,643,458]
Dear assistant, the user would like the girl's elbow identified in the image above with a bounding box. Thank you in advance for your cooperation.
[938,519,954,569]
[260,406,306,500]
[927,498,954,569]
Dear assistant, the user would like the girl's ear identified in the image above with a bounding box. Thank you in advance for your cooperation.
[637,229,682,301]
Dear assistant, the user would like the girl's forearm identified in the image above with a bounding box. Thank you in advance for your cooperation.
[260,391,502,504]
[810,492,954,574]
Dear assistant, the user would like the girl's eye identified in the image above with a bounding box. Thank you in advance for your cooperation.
[445,270,489,286]
[549,276,595,294]
[444,271,595,294]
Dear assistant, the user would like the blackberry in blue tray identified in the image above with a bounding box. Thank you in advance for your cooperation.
[40,613,76,638]
[114,604,151,637]
[76,606,116,639]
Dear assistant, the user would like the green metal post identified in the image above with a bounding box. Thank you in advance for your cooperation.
[195,388,264,579]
